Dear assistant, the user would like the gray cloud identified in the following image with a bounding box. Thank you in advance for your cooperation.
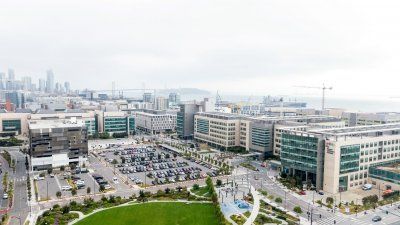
[0,0,399,98]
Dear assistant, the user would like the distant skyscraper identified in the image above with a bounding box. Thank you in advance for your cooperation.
[8,69,15,81]
[46,70,55,93]
[168,92,180,105]
[7,69,15,90]
[64,82,70,93]
[22,76,32,91]
[39,79,46,92]
[143,92,154,103]
[0,72,5,90]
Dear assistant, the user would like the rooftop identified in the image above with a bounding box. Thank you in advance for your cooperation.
[29,119,85,130]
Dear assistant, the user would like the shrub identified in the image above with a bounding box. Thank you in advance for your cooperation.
[275,197,283,203]
[293,206,302,214]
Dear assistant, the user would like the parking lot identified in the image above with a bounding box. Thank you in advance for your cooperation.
[34,169,102,201]
[97,145,218,186]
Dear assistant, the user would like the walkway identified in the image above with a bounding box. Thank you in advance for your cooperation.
[244,186,260,225]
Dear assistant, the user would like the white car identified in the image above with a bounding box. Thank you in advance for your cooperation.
[104,184,112,190]
[75,180,85,185]
[34,176,45,181]
[61,185,72,191]
[112,177,119,184]
[2,193,8,199]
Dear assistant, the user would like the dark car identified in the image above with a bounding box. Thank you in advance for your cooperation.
[372,216,382,222]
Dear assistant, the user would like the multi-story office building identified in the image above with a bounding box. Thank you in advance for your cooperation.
[273,116,345,155]
[280,123,400,194]
[95,111,135,135]
[177,98,214,140]
[143,92,154,103]
[5,91,24,109]
[194,112,343,158]
[342,112,400,127]
[168,93,180,106]
[46,70,55,93]
[29,119,88,170]
[177,103,201,139]
[134,110,176,134]
[31,110,97,136]
[155,97,169,110]
[194,112,242,150]
[0,113,30,136]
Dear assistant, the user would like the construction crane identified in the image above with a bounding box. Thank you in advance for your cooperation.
[294,84,333,110]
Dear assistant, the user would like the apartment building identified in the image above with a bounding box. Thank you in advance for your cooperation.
[29,119,88,170]
[134,110,177,134]
[280,123,400,194]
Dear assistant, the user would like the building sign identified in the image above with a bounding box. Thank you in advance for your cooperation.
[326,140,334,154]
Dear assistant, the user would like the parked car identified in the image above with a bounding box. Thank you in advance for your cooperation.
[3,193,8,199]
[362,184,372,190]
[61,185,72,191]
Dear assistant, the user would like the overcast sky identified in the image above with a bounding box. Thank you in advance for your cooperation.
[1,0,400,100]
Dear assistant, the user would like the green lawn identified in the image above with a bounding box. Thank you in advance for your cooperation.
[192,186,211,197]
[74,202,221,225]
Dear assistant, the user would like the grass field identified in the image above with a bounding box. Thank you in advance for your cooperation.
[74,202,221,225]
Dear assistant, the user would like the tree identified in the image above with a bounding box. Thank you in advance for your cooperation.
[216,179,222,186]
[47,168,53,175]
[61,205,70,214]
[86,187,91,194]
[275,197,283,203]
[193,184,200,190]
[71,188,77,196]
[111,159,118,165]
[293,206,302,214]
[56,191,62,198]
[164,188,171,194]
[99,185,105,192]
[326,197,334,205]
[60,165,65,171]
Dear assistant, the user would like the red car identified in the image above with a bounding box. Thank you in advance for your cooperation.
[299,190,306,195]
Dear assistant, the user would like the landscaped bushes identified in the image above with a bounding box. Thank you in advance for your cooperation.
[36,204,79,225]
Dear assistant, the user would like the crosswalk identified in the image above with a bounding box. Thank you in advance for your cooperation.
[316,216,373,225]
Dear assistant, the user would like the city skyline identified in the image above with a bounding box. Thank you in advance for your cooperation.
[1,0,400,100]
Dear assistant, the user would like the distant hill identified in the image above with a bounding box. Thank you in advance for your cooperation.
[157,88,211,96]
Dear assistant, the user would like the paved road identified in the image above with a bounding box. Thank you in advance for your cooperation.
[8,149,29,225]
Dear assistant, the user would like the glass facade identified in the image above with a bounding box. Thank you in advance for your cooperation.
[177,112,184,136]
[196,119,209,134]
[251,127,269,147]
[281,133,319,173]
[128,116,135,134]
[369,160,400,185]
[84,119,96,135]
[104,117,128,133]
[2,119,21,134]
[340,145,360,174]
